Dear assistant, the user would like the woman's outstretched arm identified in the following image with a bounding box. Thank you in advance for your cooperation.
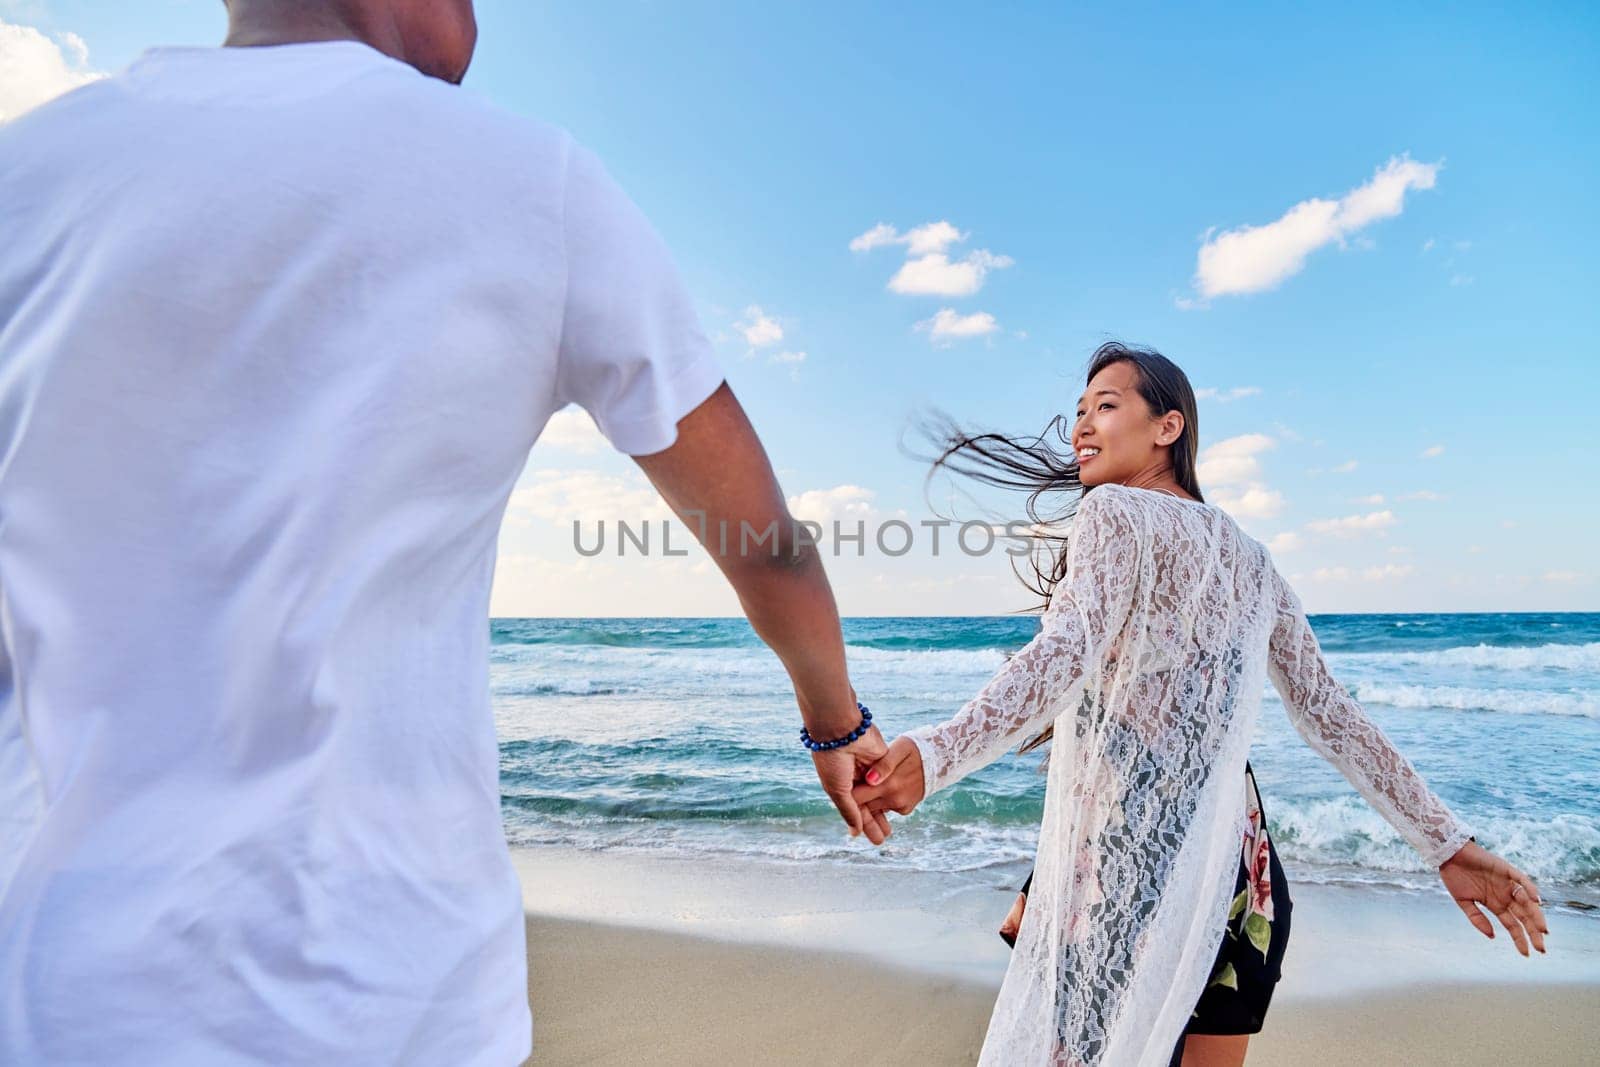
[1265,567,1549,955]
[1265,567,1471,865]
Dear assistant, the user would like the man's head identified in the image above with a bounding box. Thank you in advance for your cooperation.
[224,0,478,84]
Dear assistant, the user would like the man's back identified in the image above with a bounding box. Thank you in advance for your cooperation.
[0,39,723,1064]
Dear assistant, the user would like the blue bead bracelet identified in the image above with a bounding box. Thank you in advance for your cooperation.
[800,702,873,752]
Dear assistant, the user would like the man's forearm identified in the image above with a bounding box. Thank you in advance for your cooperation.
[722,540,859,738]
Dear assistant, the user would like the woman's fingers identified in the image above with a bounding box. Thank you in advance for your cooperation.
[1515,899,1548,954]
[1510,876,1550,952]
[1455,897,1495,940]
[863,743,906,788]
[1492,903,1531,957]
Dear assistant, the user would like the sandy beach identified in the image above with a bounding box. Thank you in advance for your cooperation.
[523,915,1596,1066]
[515,846,1600,1066]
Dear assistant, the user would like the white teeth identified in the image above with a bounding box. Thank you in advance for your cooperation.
[1081,448,1100,456]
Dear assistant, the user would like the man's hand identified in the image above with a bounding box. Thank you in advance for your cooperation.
[811,725,889,842]
[1439,839,1549,957]
[848,736,926,846]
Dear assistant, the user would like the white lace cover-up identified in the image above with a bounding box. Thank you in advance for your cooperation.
[904,482,1472,1066]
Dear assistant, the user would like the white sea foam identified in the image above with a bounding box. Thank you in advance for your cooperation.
[1350,681,1599,718]
[1270,797,1598,886]
[1333,641,1600,672]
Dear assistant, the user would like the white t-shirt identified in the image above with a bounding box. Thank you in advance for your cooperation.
[0,40,724,1065]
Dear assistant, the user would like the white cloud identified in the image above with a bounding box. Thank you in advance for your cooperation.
[1449,274,1474,287]
[1306,563,1414,584]
[786,485,877,526]
[1356,493,1386,505]
[1212,484,1284,519]
[770,349,806,380]
[1196,433,1276,487]
[1185,155,1440,302]
[916,308,1000,343]
[1266,531,1302,554]
[1305,509,1397,538]
[1196,435,1280,521]
[1542,570,1588,585]
[848,223,899,253]
[0,16,104,122]
[849,219,966,256]
[538,406,608,454]
[1194,386,1261,403]
[852,219,1013,297]
[1397,489,1445,501]
[1420,444,1445,458]
[889,249,1013,297]
[506,470,669,529]
[1331,459,1358,473]
[735,305,783,348]
[1421,238,1437,253]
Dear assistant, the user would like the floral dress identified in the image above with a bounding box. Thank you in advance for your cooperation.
[1180,762,1293,1042]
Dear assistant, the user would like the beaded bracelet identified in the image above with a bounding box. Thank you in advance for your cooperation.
[800,702,873,752]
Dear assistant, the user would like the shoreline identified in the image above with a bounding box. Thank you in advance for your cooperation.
[514,844,1599,1064]
[521,914,1598,1066]
[510,844,1600,997]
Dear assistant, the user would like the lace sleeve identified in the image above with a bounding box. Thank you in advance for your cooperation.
[1266,568,1472,867]
[905,488,1141,799]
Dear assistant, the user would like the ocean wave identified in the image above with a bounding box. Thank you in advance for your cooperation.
[491,620,750,650]
[1349,681,1599,718]
[1269,798,1598,885]
[1334,641,1600,673]
[844,644,1012,674]
[490,679,638,697]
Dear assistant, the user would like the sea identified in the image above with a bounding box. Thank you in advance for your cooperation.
[490,613,1600,909]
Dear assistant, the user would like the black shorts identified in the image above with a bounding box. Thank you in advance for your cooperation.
[1012,762,1292,1061]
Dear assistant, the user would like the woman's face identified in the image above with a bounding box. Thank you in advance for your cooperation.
[1070,361,1182,486]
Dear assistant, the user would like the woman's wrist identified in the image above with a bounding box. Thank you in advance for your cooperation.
[1439,833,1478,868]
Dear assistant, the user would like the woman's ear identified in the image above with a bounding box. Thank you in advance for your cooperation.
[1157,410,1185,447]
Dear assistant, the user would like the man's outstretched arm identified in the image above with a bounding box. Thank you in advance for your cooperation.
[630,381,889,841]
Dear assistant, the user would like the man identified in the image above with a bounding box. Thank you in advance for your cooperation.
[0,2,886,1062]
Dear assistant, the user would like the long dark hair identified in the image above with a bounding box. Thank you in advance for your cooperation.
[904,340,1203,752]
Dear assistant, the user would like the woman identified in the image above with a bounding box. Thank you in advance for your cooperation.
[852,342,1549,1066]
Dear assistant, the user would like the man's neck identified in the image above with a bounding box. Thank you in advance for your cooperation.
[223,3,398,59]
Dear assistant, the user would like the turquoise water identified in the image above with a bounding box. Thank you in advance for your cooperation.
[490,614,1600,902]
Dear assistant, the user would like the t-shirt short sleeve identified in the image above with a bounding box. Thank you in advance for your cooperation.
[553,139,726,456]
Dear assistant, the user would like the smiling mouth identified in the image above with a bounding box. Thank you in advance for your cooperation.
[1078,448,1101,464]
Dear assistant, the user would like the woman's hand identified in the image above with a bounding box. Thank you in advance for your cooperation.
[1439,839,1549,957]
[849,736,927,844]
[811,725,889,842]
[999,891,1027,945]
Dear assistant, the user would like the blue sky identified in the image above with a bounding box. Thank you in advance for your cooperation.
[5,1,1597,614]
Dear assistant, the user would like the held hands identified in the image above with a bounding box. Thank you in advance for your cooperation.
[810,725,889,840]
[1439,839,1549,957]
[846,736,927,845]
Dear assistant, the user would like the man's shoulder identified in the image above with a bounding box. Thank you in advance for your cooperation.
[393,76,572,160]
